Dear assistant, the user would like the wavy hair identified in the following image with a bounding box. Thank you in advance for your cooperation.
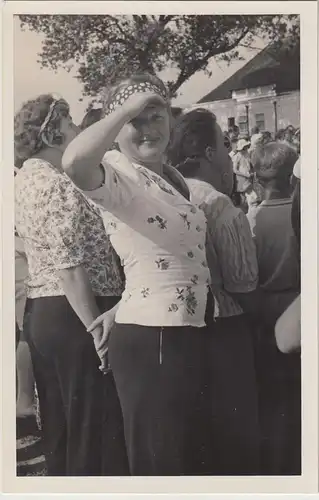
[14,94,69,164]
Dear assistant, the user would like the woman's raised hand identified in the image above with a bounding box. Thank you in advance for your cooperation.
[122,91,167,122]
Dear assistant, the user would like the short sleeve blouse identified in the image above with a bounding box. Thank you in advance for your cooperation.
[15,158,124,298]
[81,150,211,327]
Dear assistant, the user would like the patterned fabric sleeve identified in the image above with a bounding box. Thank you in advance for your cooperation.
[207,202,258,293]
[42,178,88,270]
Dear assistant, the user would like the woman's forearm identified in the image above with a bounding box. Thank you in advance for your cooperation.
[62,106,130,191]
[58,265,101,329]
[275,295,301,353]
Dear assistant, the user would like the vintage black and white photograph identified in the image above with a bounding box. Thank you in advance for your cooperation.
[1,0,318,495]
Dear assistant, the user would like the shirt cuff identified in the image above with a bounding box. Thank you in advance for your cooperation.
[224,280,258,294]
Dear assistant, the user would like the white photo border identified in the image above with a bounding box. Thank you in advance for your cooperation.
[1,0,318,495]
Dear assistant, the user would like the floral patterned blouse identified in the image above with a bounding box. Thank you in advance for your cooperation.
[187,178,258,318]
[15,158,124,299]
[81,150,211,327]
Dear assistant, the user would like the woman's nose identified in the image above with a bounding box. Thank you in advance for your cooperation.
[140,121,158,136]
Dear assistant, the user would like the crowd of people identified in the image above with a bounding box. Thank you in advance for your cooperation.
[15,73,301,477]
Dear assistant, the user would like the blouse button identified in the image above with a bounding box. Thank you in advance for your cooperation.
[190,206,197,214]
[201,261,208,268]
[187,251,194,258]
[197,244,204,250]
[196,225,203,232]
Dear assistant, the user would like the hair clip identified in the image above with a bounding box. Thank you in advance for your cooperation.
[37,93,65,140]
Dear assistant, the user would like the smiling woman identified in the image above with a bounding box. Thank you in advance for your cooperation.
[102,75,171,168]
[61,72,218,476]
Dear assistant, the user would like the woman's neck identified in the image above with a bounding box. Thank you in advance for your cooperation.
[140,159,164,176]
[264,186,291,201]
[125,150,164,176]
[33,148,64,173]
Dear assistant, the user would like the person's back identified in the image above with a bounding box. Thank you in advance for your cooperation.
[247,199,300,293]
[248,142,300,317]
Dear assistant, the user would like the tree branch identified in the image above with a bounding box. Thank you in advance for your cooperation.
[105,16,132,40]
[172,27,251,93]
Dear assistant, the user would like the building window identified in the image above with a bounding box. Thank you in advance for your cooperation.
[238,115,248,135]
[228,117,235,129]
[255,113,265,131]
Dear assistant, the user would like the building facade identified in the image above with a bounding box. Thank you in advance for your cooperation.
[183,39,300,137]
[185,87,300,136]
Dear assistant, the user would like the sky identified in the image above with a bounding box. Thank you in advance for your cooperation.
[14,16,267,125]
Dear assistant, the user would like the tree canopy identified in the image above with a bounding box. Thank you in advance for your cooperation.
[19,14,300,103]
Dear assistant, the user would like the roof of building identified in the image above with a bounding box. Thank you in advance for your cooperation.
[198,38,300,103]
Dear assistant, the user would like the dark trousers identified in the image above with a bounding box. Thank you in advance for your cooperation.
[24,295,129,476]
[108,323,214,476]
[255,327,301,475]
[208,314,260,475]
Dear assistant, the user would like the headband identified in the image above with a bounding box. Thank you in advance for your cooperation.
[37,93,66,140]
[105,81,168,116]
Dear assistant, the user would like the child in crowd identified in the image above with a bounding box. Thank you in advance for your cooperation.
[248,142,301,475]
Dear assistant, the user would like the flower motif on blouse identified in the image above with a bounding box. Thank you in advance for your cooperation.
[147,215,167,230]
[141,287,150,298]
[179,212,191,230]
[196,225,203,232]
[150,174,175,196]
[110,221,117,230]
[197,243,204,251]
[201,261,208,268]
[168,303,179,312]
[185,286,198,315]
[155,258,170,270]
[174,286,197,315]
[191,274,199,285]
[138,170,152,188]
[176,287,186,302]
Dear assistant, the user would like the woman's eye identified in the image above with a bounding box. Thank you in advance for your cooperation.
[130,118,141,128]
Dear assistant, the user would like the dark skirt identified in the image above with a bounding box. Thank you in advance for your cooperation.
[23,295,129,476]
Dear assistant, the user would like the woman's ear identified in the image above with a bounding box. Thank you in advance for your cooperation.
[205,146,216,162]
